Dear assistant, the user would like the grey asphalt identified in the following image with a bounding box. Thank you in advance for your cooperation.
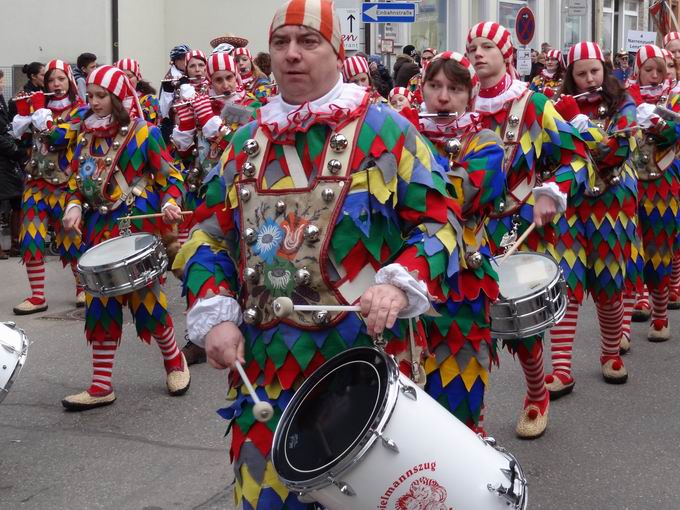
[1,256,678,510]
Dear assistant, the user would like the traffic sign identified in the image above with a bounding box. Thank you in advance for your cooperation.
[338,8,360,51]
[515,7,535,46]
[362,2,416,23]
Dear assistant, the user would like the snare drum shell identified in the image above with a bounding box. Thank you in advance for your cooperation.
[0,322,28,403]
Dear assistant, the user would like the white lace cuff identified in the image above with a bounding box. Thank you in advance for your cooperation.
[64,202,82,215]
[202,116,223,140]
[186,295,242,348]
[533,182,567,214]
[31,108,53,132]
[11,114,32,139]
[571,114,591,133]
[375,263,430,318]
[171,127,195,151]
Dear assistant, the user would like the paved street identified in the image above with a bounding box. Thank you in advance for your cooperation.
[1,255,679,509]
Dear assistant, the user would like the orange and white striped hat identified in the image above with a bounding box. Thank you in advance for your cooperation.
[663,31,680,48]
[634,44,665,76]
[114,58,142,80]
[208,52,241,83]
[87,65,143,119]
[567,42,604,66]
[269,0,345,59]
[342,56,369,81]
[388,86,413,102]
[185,49,207,65]
[233,47,253,61]
[466,22,514,60]
[45,59,78,96]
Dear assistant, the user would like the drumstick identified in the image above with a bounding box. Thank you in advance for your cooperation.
[116,211,193,221]
[234,360,274,423]
[272,297,360,318]
[501,223,536,262]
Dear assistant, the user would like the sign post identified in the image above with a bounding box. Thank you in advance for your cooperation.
[515,7,535,79]
[362,2,416,23]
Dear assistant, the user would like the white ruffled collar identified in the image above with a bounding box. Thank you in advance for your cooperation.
[84,113,114,130]
[475,79,528,115]
[48,96,74,112]
[419,109,479,141]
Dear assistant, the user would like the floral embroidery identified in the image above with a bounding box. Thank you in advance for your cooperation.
[253,218,284,264]
[396,477,450,510]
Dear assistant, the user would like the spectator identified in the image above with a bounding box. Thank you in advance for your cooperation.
[528,49,545,81]
[73,52,97,101]
[253,52,272,77]
[393,44,420,87]
[368,54,393,98]
[613,49,632,83]
[541,42,552,54]
[9,62,45,118]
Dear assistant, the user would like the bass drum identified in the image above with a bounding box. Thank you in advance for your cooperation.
[272,347,528,510]
[0,322,28,403]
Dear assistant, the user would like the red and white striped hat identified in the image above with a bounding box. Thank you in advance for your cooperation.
[430,51,480,111]
[233,47,252,61]
[662,48,673,60]
[87,65,143,119]
[388,86,413,102]
[269,0,345,59]
[545,49,565,69]
[663,31,680,48]
[207,52,241,83]
[635,44,665,77]
[114,58,141,80]
[342,56,369,81]
[185,49,207,65]
[567,42,604,66]
[45,59,78,96]
[466,22,514,60]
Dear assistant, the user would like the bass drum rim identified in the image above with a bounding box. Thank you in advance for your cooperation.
[0,322,29,404]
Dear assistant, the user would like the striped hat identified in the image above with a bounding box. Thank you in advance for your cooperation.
[87,65,143,119]
[234,47,253,61]
[185,49,207,65]
[342,56,369,81]
[114,58,141,80]
[663,31,680,48]
[430,51,480,111]
[270,0,345,59]
[546,49,564,67]
[567,42,604,66]
[388,86,413,102]
[662,48,673,60]
[45,59,78,96]
[466,22,514,60]
[634,44,665,77]
[208,52,241,83]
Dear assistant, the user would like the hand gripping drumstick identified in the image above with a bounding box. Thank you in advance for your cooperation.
[234,360,274,423]
[272,297,361,317]
[501,223,536,262]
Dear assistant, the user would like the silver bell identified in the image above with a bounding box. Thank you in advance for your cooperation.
[120,125,129,135]
[112,140,120,149]
[609,175,621,185]
[26,173,33,180]
[444,138,462,155]
[242,161,256,177]
[641,154,649,163]
[191,167,200,175]
[327,159,342,174]
[597,105,607,117]
[506,131,516,141]
[466,251,483,270]
[329,134,348,152]
[243,307,262,325]
[243,139,260,156]
[649,171,659,178]
[294,268,311,286]
[244,267,260,282]
[275,200,286,214]
[99,205,109,214]
[239,187,251,202]
[80,138,88,147]
[244,227,257,244]
[509,115,520,126]
[82,202,90,210]
[78,156,86,164]
[51,177,59,184]
[189,184,197,192]
[312,310,329,325]
[303,224,321,243]
[30,159,37,168]
[48,145,56,152]
[497,201,506,212]
[542,170,552,180]
[47,161,56,170]
[105,157,113,166]
[646,136,655,144]
[591,186,601,194]
[75,175,82,183]
[321,188,335,202]
[97,177,104,184]
[191,148,198,157]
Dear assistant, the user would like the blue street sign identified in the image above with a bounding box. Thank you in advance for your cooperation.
[362,2,416,23]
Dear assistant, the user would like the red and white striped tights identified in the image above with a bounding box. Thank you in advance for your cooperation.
[622,290,635,343]
[24,258,82,304]
[671,252,680,299]
[517,341,549,411]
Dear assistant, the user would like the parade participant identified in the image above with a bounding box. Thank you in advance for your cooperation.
[466,22,591,438]
[418,51,505,433]
[115,58,160,125]
[545,42,640,394]
[174,0,461,506]
[625,44,680,342]
[408,47,437,106]
[664,31,680,59]
[529,49,565,98]
[59,65,188,410]
[234,47,273,103]
[159,44,190,142]
[184,50,210,94]
[388,86,414,110]
[342,55,385,103]
[10,59,84,314]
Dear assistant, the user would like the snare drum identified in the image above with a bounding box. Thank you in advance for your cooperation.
[0,322,28,404]
[490,251,567,339]
[272,347,528,510]
[77,233,168,297]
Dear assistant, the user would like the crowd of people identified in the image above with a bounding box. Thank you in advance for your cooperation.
[2,0,680,507]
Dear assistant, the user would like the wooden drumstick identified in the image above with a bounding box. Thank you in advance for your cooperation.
[272,297,361,318]
[234,360,274,423]
[117,211,193,221]
[501,223,536,262]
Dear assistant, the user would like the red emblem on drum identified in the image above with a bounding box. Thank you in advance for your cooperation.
[395,477,450,510]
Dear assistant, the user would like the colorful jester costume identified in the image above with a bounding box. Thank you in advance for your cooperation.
[11,59,85,315]
[529,70,563,97]
[59,65,189,411]
[546,41,640,395]
[115,59,161,126]
[417,51,506,433]
[234,47,274,104]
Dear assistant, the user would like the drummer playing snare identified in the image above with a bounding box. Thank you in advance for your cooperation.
[171,1,464,508]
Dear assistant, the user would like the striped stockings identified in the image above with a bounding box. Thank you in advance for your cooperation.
[26,259,46,303]
[622,290,635,343]
[88,340,118,395]
[517,342,549,406]
[475,404,486,436]
[595,297,624,362]
[635,287,650,310]
[177,228,190,246]
[650,286,669,328]
[671,252,680,297]
[548,299,579,381]
[70,260,84,294]
[153,326,183,372]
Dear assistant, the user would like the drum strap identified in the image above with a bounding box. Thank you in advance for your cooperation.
[501,91,535,211]
[111,172,148,210]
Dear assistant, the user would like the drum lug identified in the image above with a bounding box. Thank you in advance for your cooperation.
[328,477,356,497]
[487,459,522,508]
[371,429,400,453]
[399,382,418,401]
[2,322,16,329]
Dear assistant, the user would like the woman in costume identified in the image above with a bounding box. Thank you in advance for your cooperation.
[10,59,84,314]
[233,47,273,104]
[529,49,565,98]
[342,55,386,103]
[408,47,436,107]
[114,58,160,125]
[59,65,189,410]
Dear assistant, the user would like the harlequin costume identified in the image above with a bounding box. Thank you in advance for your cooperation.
[468,23,590,438]
[58,65,189,411]
[10,59,85,315]
[342,55,386,104]
[546,42,641,397]
[114,58,160,125]
[234,47,274,104]
[529,50,564,99]
[417,52,506,434]
[174,1,462,507]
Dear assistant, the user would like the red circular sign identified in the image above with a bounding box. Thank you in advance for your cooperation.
[515,7,535,46]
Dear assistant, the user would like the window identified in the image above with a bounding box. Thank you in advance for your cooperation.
[602,0,615,50]
[410,0,447,52]
[622,0,638,51]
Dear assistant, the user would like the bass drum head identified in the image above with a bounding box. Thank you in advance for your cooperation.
[79,233,156,267]
[273,347,389,484]
[498,252,559,299]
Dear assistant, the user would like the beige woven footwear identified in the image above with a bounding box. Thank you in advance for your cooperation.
[75,290,86,308]
[619,333,631,354]
[516,401,549,439]
[601,358,627,384]
[13,298,48,315]
[166,353,191,396]
[545,374,575,400]
[62,391,116,411]
[648,323,670,343]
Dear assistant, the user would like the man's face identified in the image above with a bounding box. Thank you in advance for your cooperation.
[211,70,238,94]
[270,25,342,104]
[83,61,97,77]
[466,37,505,80]
[175,58,187,72]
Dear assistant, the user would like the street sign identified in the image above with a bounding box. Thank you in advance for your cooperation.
[516,48,532,76]
[568,0,587,16]
[515,7,535,46]
[626,30,657,52]
[381,38,395,54]
[338,8,360,51]
[362,2,416,23]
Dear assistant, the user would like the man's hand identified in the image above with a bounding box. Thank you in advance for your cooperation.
[533,194,558,227]
[62,207,82,235]
[161,203,182,224]
[205,321,245,369]
[360,284,408,336]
